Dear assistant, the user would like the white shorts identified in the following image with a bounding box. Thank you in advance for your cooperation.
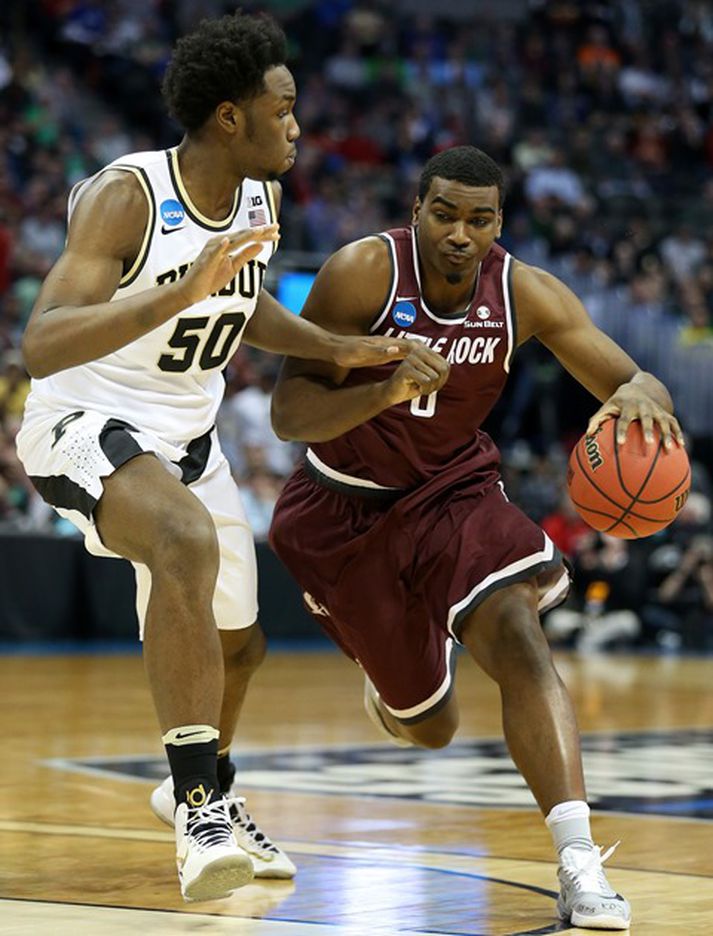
[16,403,258,636]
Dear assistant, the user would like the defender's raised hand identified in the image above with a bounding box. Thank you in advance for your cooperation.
[178,225,280,306]
[330,335,416,368]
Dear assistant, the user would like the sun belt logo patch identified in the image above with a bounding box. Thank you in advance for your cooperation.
[476,305,491,319]
[160,198,185,228]
[392,301,417,328]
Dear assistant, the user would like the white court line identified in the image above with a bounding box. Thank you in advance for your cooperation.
[0,899,445,936]
[0,818,551,877]
[2,819,708,878]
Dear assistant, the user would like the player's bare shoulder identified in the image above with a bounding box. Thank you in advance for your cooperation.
[510,259,577,345]
[302,235,393,330]
[336,234,391,273]
[68,169,149,262]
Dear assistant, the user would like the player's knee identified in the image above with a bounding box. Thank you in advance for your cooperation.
[464,602,553,683]
[495,612,554,677]
[150,508,219,577]
[223,625,267,674]
[407,709,459,749]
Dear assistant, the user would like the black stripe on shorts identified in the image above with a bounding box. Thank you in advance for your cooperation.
[29,474,97,520]
[177,427,213,485]
[303,456,405,503]
[99,418,143,468]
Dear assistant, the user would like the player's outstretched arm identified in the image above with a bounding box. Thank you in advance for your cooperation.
[271,239,449,443]
[514,261,684,449]
[242,288,412,367]
[21,171,278,378]
[245,180,410,368]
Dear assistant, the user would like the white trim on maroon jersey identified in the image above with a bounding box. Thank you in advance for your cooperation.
[502,252,516,373]
[368,233,399,333]
[379,637,455,719]
[305,447,400,491]
[446,532,557,639]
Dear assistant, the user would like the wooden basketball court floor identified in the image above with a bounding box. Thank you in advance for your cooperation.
[1,647,712,935]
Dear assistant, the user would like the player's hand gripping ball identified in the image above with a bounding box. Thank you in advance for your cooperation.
[567,418,691,538]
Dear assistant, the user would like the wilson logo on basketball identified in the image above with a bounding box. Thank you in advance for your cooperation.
[674,490,689,512]
[584,434,604,471]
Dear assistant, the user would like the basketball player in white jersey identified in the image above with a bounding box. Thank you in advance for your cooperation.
[15,12,415,902]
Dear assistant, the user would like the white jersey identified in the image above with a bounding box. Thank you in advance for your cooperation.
[26,148,278,444]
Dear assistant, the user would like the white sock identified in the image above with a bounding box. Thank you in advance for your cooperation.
[545,800,594,855]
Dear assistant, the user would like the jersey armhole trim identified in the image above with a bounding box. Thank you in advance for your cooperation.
[502,252,516,373]
[263,182,279,256]
[368,233,398,333]
[115,166,155,288]
[67,178,88,220]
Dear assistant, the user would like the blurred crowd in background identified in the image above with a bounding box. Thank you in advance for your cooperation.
[0,0,712,649]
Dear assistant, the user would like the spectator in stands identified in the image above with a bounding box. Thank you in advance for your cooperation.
[217,362,300,482]
[524,148,589,211]
[0,349,29,434]
[545,532,644,651]
[660,224,707,283]
[542,490,592,560]
[239,469,284,542]
[0,0,712,635]
[642,493,713,650]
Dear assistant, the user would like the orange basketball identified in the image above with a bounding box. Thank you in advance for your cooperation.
[567,418,691,539]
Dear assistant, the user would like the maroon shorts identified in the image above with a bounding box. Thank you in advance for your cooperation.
[269,465,569,723]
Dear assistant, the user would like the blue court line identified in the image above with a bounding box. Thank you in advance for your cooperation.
[0,640,140,656]
[633,798,713,814]
[0,637,334,656]
[2,639,710,658]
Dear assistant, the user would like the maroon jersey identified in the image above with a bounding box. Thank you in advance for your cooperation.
[308,226,516,492]
[271,227,570,714]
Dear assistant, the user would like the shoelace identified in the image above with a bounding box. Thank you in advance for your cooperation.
[561,841,620,895]
[185,795,235,852]
[226,795,279,855]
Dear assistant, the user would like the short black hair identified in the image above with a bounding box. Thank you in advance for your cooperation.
[419,146,505,205]
[162,11,288,132]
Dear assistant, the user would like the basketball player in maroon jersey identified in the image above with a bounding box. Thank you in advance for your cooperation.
[270,147,683,929]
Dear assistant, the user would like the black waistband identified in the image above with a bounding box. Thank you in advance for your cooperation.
[303,456,407,504]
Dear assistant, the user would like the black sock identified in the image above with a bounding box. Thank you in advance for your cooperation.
[217,753,236,794]
[163,725,220,807]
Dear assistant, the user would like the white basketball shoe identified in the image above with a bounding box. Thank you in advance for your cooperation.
[363,676,413,747]
[151,776,296,879]
[556,841,631,929]
[175,791,254,902]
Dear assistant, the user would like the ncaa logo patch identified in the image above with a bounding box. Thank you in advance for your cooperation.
[392,301,417,328]
[160,198,185,228]
[476,305,491,319]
